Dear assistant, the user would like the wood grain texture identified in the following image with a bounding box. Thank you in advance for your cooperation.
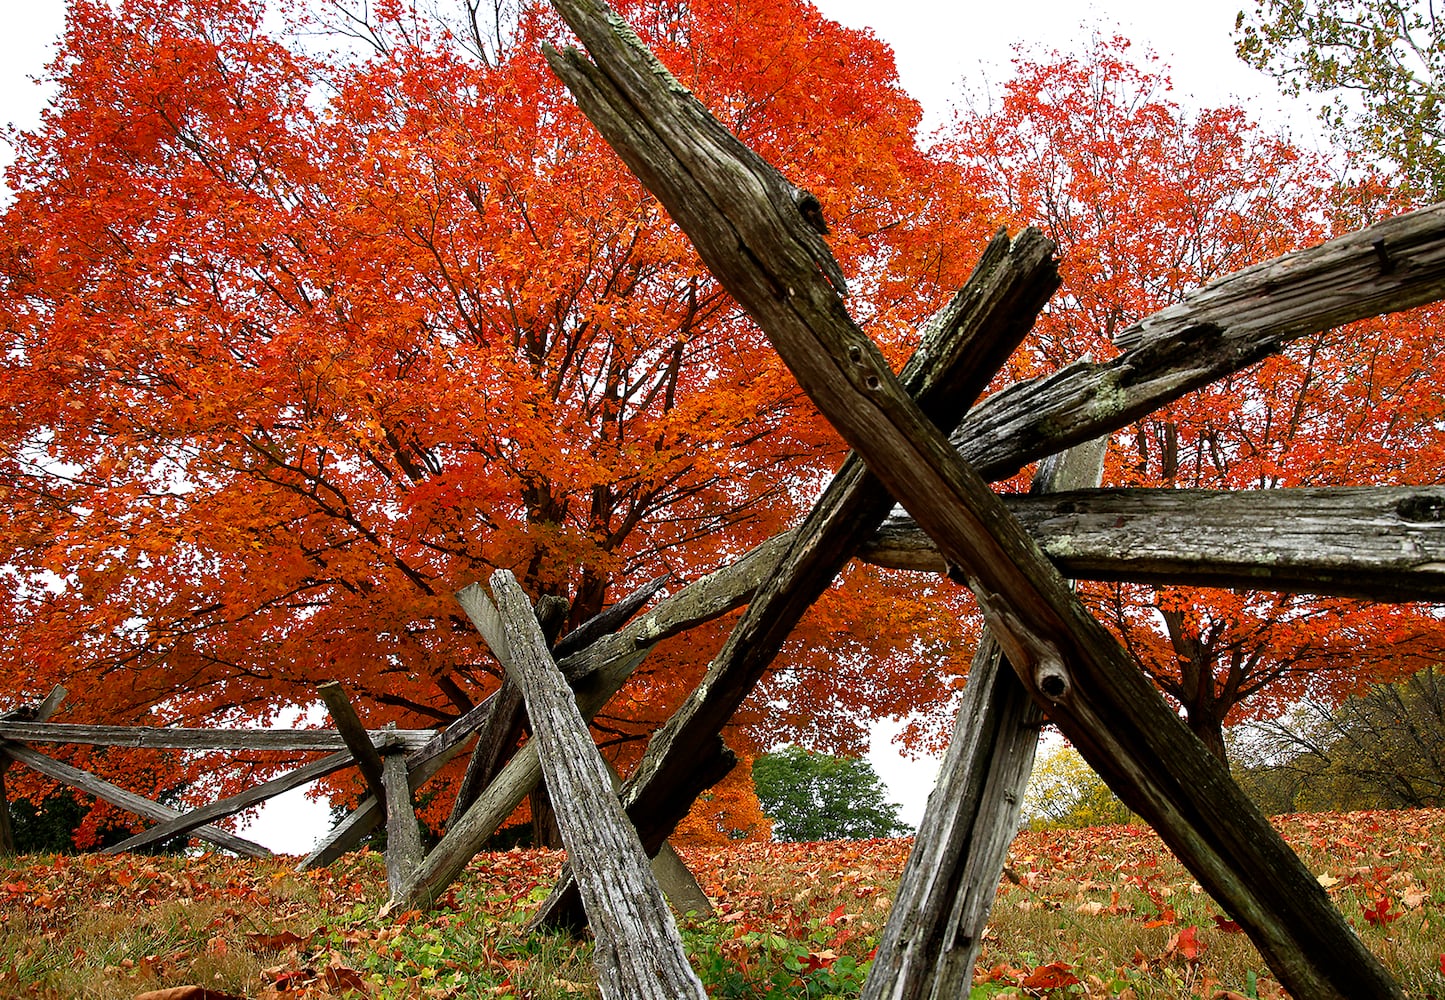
[383,753,424,898]
[490,570,706,1000]
[0,721,430,753]
[540,3,1403,994]
[864,441,1103,1000]
[865,485,1445,600]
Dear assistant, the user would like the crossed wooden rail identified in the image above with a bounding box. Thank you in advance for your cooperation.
[440,1,1439,997]
[8,3,1445,997]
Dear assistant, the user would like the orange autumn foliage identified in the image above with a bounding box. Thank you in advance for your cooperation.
[942,36,1445,757]
[0,0,985,839]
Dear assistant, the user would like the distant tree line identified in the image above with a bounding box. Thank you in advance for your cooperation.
[1024,665,1445,829]
[1232,665,1445,814]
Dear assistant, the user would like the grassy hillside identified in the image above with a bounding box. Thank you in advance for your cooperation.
[2,810,1442,998]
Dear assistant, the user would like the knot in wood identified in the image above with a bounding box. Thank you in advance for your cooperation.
[790,186,830,235]
[1034,652,1071,702]
[1397,494,1445,522]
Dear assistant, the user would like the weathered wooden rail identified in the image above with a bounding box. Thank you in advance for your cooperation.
[0,683,427,877]
[473,0,1434,996]
[9,3,1445,998]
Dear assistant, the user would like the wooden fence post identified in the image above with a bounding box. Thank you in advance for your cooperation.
[536,4,1404,994]
[864,439,1104,999]
[489,569,706,1000]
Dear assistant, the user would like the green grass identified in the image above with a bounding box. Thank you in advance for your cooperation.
[1,810,1442,998]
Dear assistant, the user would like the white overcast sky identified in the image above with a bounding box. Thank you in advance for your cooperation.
[0,1,1327,847]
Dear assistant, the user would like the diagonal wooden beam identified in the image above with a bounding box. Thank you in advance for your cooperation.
[102,750,354,855]
[957,201,1445,483]
[529,227,1060,930]
[305,542,775,875]
[538,4,1403,996]
[385,559,752,911]
[2,741,270,857]
[317,682,388,815]
[864,439,1104,998]
[490,570,707,999]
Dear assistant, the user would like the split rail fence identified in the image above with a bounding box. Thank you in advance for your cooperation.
[8,1,1445,997]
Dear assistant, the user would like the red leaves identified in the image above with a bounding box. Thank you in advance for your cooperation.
[1020,961,1082,989]
[1141,904,1176,928]
[1361,896,1402,926]
[0,0,985,846]
[244,929,314,953]
[1164,925,1206,963]
[976,960,1081,991]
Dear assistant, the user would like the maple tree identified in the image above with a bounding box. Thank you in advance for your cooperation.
[0,0,985,840]
[938,36,1445,761]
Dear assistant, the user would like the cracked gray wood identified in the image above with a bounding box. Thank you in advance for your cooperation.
[0,721,430,753]
[490,569,706,1000]
[383,752,425,897]
[531,226,1060,932]
[863,439,1104,1000]
[865,484,1445,601]
[540,2,1403,994]
[385,539,778,911]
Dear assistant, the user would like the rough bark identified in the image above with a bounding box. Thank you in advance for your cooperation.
[864,439,1104,1000]
[539,5,1403,995]
[864,484,1445,601]
[490,569,706,1000]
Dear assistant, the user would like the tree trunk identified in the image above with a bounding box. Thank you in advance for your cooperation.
[529,783,563,848]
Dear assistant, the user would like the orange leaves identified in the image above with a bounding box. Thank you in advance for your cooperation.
[1163,925,1207,963]
[976,959,1083,991]
[0,0,980,840]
